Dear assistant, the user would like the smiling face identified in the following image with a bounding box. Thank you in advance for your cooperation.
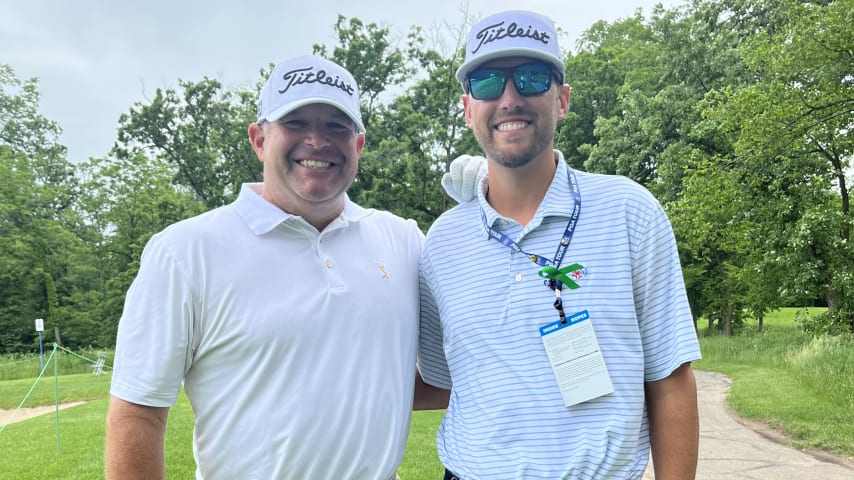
[463,56,570,169]
[248,103,365,228]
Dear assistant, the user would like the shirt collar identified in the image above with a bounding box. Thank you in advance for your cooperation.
[477,149,577,230]
[234,183,371,235]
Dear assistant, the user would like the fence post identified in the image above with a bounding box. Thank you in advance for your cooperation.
[53,343,61,454]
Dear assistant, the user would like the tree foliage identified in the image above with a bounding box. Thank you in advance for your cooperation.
[312,15,473,228]
[699,0,853,331]
[114,77,260,208]
[2,2,853,351]
[0,67,100,351]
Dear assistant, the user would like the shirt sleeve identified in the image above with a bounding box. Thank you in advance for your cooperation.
[109,233,196,407]
[417,249,453,390]
[630,194,702,382]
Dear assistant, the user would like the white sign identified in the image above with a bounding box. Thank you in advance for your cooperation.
[35,318,44,332]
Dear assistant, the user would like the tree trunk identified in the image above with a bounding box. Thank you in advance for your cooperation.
[724,303,733,337]
[824,285,838,318]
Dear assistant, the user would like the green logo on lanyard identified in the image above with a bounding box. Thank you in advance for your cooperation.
[538,263,585,289]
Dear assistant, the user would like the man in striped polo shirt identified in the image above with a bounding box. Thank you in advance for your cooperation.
[419,10,702,480]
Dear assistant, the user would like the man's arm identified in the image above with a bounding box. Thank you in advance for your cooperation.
[645,362,699,480]
[105,396,170,480]
[413,369,450,410]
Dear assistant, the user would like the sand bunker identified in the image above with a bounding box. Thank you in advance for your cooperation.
[0,402,86,426]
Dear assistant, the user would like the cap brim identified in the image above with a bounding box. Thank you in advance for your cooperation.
[455,49,565,87]
[262,98,365,133]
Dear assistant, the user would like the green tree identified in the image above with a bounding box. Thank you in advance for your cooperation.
[114,77,260,209]
[0,65,101,352]
[568,10,670,175]
[76,153,205,341]
[313,15,418,132]
[313,16,472,228]
[702,0,854,331]
[669,158,754,334]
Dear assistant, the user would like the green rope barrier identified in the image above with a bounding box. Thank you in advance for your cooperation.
[54,344,113,372]
[1,342,111,456]
[0,344,58,433]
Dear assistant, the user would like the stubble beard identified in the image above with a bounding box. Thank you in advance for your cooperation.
[476,114,555,169]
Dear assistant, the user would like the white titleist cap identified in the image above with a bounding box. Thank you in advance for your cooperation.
[456,10,565,88]
[257,55,364,132]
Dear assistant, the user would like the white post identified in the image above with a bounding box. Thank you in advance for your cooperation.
[35,318,44,370]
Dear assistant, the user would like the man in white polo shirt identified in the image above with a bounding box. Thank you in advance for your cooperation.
[419,10,702,480]
[106,55,425,479]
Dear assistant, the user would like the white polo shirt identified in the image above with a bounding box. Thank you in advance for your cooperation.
[112,183,423,480]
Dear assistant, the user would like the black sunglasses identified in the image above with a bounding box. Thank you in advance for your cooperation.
[466,63,558,101]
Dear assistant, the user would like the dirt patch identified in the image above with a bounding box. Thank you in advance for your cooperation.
[0,402,86,426]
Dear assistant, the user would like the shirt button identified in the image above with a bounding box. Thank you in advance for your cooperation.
[514,273,523,282]
[325,259,333,269]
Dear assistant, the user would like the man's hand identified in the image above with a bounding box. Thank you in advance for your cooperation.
[441,154,487,203]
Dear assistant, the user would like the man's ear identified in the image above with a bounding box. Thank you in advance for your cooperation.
[557,84,571,119]
[355,132,366,155]
[462,94,473,128]
[248,123,266,162]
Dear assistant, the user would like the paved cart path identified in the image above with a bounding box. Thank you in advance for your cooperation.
[643,370,853,479]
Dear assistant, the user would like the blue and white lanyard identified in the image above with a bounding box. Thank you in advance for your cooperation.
[480,164,581,321]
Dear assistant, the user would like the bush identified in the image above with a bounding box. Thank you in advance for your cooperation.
[796,308,852,336]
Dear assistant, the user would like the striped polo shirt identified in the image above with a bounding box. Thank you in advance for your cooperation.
[418,151,701,479]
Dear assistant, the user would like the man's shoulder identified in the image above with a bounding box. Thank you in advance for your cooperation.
[161,203,234,235]
[355,205,421,232]
[148,203,239,253]
[424,202,481,249]
[433,200,479,227]
[575,170,659,207]
[348,204,424,249]
[575,169,642,189]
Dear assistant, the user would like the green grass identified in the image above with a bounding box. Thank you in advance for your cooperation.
[0,373,111,410]
[695,307,854,458]
[1,307,851,479]
[0,387,196,479]
[0,374,441,480]
[0,347,113,381]
[399,410,445,478]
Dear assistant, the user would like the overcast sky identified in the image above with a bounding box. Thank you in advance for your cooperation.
[1,0,685,164]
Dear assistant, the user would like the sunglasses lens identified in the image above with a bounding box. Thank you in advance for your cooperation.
[467,63,554,100]
[514,65,552,95]
[468,70,506,100]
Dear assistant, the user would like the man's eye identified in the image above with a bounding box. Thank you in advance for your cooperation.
[282,120,308,129]
[327,122,350,133]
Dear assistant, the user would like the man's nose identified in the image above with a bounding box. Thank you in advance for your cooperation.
[497,77,524,108]
[303,125,331,149]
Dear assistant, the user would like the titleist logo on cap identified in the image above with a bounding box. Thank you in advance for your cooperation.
[471,21,551,54]
[278,66,356,96]
[256,55,365,130]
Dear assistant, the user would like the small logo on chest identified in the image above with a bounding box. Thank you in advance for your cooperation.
[376,261,389,279]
